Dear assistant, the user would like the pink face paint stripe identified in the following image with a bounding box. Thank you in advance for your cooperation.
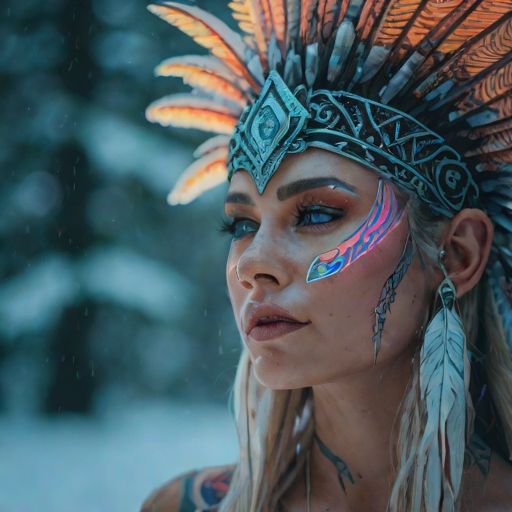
[306,179,405,283]
[350,183,398,260]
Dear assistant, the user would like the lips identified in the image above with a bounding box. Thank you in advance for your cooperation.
[244,303,311,342]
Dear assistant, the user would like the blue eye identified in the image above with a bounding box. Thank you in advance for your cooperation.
[220,205,344,240]
[220,218,258,240]
[296,206,344,227]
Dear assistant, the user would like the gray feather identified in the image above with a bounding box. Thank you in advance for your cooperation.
[380,51,425,104]
[286,0,301,47]
[246,53,265,83]
[359,46,390,84]
[283,47,303,86]
[327,20,355,83]
[305,42,319,88]
[492,212,512,234]
[268,33,282,71]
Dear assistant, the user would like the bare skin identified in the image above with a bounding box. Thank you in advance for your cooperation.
[223,149,512,511]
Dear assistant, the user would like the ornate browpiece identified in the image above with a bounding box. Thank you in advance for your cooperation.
[227,71,310,193]
[227,72,480,218]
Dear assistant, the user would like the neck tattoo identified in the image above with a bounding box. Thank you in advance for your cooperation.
[314,432,355,493]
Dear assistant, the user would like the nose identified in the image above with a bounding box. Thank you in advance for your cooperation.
[235,229,293,291]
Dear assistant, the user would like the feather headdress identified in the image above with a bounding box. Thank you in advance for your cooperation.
[146,0,511,207]
[146,0,511,266]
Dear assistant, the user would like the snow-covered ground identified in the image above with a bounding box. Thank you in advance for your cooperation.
[0,400,238,512]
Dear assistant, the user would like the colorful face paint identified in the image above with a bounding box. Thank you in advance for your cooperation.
[306,179,405,283]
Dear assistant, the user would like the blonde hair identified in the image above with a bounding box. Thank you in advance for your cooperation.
[219,193,512,512]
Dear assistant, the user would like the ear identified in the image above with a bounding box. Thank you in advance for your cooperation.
[441,208,494,299]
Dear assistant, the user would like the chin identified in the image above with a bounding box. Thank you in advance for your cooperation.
[251,353,311,390]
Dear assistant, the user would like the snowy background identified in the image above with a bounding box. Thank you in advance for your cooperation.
[0,1,241,510]
[0,400,238,512]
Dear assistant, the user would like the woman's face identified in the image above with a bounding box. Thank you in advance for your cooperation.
[225,149,434,389]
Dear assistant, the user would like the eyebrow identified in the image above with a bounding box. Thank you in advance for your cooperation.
[224,191,255,206]
[224,176,358,206]
[277,176,358,201]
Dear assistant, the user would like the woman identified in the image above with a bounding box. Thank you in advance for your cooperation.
[141,1,512,510]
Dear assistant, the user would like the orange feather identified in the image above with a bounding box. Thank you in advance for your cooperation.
[148,3,260,91]
[476,148,512,163]
[372,0,424,47]
[455,60,512,114]
[300,0,320,45]
[460,94,512,127]
[357,0,386,42]
[459,118,512,140]
[228,0,272,69]
[317,0,343,41]
[438,0,511,54]
[193,135,231,158]
[393,0,465,60]
[269,0,287,55]
[145,95,239,134]
[414,10,512,87]
[453,19,512,80]
[465,128,512,156]
[167,147,229,205]
[436,1,511,54]
[414,16,512,98]
[155,55,250,105]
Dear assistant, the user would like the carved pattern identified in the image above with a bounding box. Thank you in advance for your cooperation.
[305,90,479,217]
[227,75,480,217]
[228,70,309,193]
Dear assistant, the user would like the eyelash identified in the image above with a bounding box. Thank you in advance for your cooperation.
[220,202,345,240]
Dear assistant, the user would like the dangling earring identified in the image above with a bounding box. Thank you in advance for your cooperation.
[412,248,470,512]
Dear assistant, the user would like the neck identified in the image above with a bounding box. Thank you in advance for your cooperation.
[309,345,415,510]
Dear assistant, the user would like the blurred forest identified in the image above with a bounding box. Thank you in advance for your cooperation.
[0,0,241,417]
[0,2,244,509]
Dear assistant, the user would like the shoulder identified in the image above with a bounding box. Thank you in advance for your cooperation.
[463,451,512,512]
[140,464,235,512]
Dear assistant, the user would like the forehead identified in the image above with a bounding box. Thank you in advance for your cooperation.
[227,148,379,198]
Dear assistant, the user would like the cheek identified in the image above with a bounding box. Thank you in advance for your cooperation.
[307,251,385,348]
[305,219,427,369]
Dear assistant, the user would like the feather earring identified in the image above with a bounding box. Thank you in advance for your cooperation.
[413,249,470,512]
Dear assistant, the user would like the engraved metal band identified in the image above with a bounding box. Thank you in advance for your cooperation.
[227,71,479,218]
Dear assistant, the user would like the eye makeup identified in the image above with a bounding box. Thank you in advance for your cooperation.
[222,188,349,239]
[220,217,259,240]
